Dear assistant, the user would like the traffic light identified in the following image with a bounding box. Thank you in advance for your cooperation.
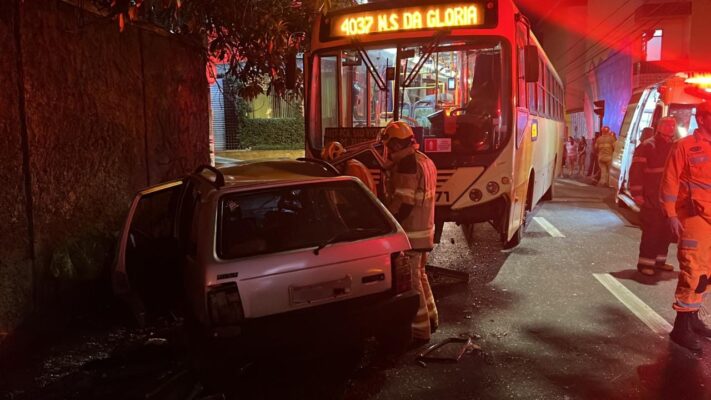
[593,100,605,119]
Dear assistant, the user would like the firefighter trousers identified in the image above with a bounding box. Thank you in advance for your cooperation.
[637,206,673,270]
[674,215,711,312]
[598,157,611,187]
[407,250,439,340]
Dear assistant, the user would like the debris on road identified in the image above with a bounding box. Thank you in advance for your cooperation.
[416,337,480,365]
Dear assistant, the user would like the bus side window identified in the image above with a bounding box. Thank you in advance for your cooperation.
[516,25,527,109]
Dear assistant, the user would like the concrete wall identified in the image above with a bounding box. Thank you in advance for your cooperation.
[0,0,209,337]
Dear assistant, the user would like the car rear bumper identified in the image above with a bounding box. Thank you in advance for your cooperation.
[209,290,420,345]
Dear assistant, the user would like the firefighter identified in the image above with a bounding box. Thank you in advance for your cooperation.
[661,101,711,353]
[630,119,676,276]
[595,126,617,187]
[321,141,378,195]
[380,121,439,341]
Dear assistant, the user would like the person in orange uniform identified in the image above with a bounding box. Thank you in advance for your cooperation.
[629,119,677,276]
[660,102,711,353]
[595,126,617,187]
[321,141,378,195]
[381,121,439,342]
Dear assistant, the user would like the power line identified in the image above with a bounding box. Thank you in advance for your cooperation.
[559,2,666,76]
[563,15,665,87]
[553,0,635,65]
[558,6,642,75]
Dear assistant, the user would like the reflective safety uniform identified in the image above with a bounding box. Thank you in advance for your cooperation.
[661,130,711,312]
[595,131,617,186]
[344,159,377,195]
[629,136,674,272]
[386,149,438,340]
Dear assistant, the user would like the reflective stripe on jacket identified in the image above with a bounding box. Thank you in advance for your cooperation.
[661,130,711,219]
[344,159,377,195]
[628,136,672,208]
[386,150,437,250]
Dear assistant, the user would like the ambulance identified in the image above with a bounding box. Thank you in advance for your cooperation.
[612,73,710,210]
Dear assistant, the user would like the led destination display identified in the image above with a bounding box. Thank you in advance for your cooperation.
[329,3,486,38]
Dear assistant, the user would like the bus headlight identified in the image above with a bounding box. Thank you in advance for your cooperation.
[486,181,500,195]
[469,189,483,202]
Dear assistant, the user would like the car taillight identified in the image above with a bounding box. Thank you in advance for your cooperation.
[391,252,412,294]
[207,282,244,325]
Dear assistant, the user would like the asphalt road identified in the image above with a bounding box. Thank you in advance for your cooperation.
[3,178,711,400]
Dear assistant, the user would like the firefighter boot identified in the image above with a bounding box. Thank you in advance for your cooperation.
[670,312,702,352]
[691,311,711,338]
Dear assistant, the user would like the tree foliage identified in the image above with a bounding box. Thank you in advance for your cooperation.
[95,0,332,100]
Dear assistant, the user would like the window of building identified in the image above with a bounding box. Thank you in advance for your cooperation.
[644,29,663,62]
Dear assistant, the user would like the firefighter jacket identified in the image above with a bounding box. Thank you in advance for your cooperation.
[385,149,437,250]
[661,130,711,220]
[595,133,617,162]
[629,136,673,209]
[344,159,377,195]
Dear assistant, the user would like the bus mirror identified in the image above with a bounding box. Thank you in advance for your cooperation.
[342,50,362,66]
[386,67,395,81]
[524,45,539,83]
[286,51,297,90]
[400,49,416,59]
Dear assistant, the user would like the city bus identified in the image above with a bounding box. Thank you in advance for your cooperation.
[304,0,565,247]
[612,73,708,210]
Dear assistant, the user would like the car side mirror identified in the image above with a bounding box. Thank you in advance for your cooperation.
[524,45,539,83]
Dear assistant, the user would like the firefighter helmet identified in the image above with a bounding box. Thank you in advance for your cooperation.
[321,141,346,162]
[381,121,415,145]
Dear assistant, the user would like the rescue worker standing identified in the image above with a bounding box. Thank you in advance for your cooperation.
[661,102,711,353]
[321,141,378,195]
[381,121,439,341]
[595,126,617,187]
[629,118,677,276]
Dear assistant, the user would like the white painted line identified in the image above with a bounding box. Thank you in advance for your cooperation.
[558,178,589,187]
[593,273,672,336]
[533,217,565,237]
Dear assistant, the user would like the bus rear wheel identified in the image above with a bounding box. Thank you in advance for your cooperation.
[541,182,553,201]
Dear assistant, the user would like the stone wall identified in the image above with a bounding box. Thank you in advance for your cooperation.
[0,0,209,337]
[0,0,33,340]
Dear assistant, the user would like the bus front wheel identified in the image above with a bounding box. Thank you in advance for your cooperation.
[503,226,522,249]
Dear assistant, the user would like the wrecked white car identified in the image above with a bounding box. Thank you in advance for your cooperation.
[112,160,419,348]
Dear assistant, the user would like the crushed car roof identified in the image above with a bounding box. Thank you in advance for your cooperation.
[199,159,339,188]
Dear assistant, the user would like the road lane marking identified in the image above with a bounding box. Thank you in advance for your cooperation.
[533,217,565,237]
[558,178,589,187]
[593,273,672,336]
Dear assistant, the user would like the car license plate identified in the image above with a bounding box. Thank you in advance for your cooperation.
[289,275,352,305]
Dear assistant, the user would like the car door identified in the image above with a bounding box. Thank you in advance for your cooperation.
[113,180,185,323]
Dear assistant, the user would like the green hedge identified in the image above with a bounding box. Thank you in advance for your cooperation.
[239,118,305,150]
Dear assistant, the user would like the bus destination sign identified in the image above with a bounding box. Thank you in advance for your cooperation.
[330,3,485,38]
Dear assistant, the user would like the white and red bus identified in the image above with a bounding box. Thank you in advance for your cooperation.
[304,0,564,247]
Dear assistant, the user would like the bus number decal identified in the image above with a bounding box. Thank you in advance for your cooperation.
[340,16,375,36]
[436,191,450,203]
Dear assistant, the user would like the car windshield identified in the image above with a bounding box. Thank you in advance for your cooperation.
[217,181,394,259]
[308,38,510,155]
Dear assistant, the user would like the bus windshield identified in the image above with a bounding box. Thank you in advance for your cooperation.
[308,38,510,157]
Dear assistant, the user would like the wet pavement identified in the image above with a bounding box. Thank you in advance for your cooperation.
[2,177,711,399]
